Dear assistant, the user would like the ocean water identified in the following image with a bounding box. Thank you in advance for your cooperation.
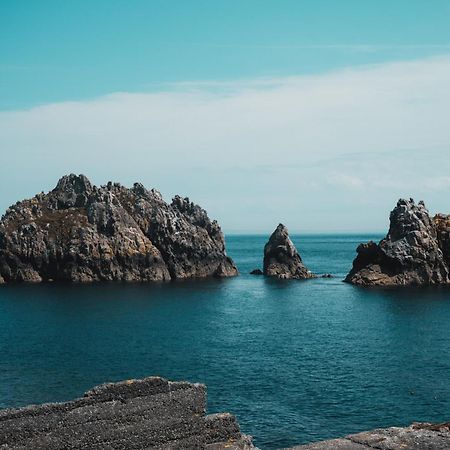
[2,234,450,449]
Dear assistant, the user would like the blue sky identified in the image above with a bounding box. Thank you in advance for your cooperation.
[1,1,450,232]
[2,0,450,109]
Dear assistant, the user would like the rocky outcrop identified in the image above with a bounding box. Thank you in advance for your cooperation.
[0,174,237,283]
[263,224,314,280]
[345,199,450,286]
[0,376,255,449]
[250,269,263,275]
[288,421,450,449]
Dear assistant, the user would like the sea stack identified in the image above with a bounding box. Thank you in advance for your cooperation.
[345,198,450,286]
[0,174,237,283]
[263,224,314,279]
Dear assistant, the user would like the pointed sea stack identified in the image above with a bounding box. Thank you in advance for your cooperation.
[345,198,450,286]
[0,174,237,283]
[263,224,314,279]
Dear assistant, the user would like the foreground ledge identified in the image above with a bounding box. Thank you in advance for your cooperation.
[0,376,255,449]
[287,422,450,449]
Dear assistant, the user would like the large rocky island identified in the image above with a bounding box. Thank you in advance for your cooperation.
[345,199,450,286]
[0,174,237,284]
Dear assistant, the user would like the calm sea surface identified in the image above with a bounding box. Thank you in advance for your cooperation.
[2,234,450,449]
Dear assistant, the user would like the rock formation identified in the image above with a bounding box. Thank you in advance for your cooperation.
[0,174,237,283]
[0,376,255,449]
[345,199,450,286]
[263,224,314,279]
[249,269,263,275]
[288,421,450,449]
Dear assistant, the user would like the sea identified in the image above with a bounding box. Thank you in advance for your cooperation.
[1,234,450,449]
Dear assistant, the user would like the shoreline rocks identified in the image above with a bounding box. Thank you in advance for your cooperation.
[0,376,255,449]
[345,199,450,286]
[2,378,448,450]
[288,421,450,449]
[263,224,315,280]
[0,174,238,284]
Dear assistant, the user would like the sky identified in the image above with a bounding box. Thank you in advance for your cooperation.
[1,0,450,233]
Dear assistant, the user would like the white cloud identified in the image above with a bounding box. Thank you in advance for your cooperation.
[328,173,365,189]
[1,55,450,232]
[423,176,450,191]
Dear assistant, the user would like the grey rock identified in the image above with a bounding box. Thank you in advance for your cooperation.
[263,224,315,280]
[345,199,450,286]
[250,269,263,275]
[286,421,450,449]
[0,174,238,283]
[52,173,93,209]
[434,213,450,264]
[0,376,256,449]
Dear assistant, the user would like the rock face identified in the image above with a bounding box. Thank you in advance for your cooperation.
[0,174,237,283]
[263,224,314,280]
[288,421,450,449]
[345,199,450,286]
[0,376,255,449]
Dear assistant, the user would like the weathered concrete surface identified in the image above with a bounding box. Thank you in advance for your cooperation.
[287,422,450,450]
[0,376,255,449]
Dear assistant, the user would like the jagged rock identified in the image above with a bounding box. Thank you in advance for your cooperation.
[321,273,333,278]
[345,199,450,286]
[250,269,263,275]
[434,213,450,264]
[288,421,450,449]
[0,174,238,283]
[263,224,315,280]
[0,376,256,449]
